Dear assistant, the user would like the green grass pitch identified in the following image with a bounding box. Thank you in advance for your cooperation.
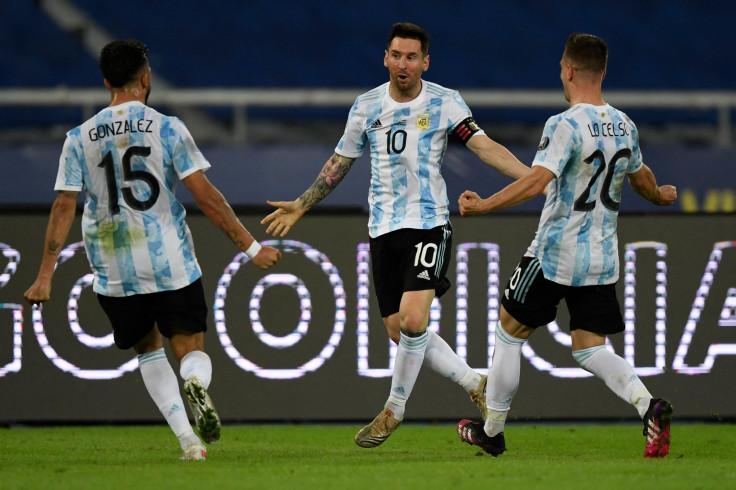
[1,423,734,489]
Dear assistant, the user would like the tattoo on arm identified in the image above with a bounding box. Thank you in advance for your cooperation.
[298,153,355,210]
[218,218,248,251]
[46,240,62,255]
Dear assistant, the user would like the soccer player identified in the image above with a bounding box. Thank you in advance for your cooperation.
[261,23,531,448]
[455,33,677,458]
[23,39,281,460]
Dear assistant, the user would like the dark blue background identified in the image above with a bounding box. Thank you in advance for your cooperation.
[3,1,734,90]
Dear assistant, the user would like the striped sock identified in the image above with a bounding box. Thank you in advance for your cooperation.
[138,349,197,449]
[484,324,526,437]
[179,350,213,389]
[573,345,652,418]
[424,329,481,392]
[385,329,428,419]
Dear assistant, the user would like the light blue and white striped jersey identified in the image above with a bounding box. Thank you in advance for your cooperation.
[55,101,210,296]
[336,80,482,238]
[525,103,643,286]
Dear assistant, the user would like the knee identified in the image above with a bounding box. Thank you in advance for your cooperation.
[133,329,163,355]
[399,311,428,333]
[383,317,401,344]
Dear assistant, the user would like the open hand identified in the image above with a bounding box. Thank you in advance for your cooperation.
[261,200,305,237]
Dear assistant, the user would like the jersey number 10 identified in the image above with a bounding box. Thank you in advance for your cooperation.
[385,129,407,155]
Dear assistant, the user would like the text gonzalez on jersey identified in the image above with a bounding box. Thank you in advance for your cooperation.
[88,118,155,141]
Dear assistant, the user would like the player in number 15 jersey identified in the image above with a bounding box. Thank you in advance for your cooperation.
[25,40,280,461]
[57,101,209,296]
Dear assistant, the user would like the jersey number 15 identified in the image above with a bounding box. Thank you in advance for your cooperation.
[98,146,160,215]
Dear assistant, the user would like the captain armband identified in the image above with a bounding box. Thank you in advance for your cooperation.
[452,117,483,145]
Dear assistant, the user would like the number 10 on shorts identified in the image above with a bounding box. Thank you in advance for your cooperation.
[414,242,438,268]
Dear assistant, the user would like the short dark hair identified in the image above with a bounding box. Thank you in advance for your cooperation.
[387,23,429,56]
[98,40,149,88]
[564,33,608,73]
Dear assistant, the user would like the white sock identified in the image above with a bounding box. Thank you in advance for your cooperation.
[573,345,652,418]
[180,350,213,389]
[424,329,481,392]
[385,329,428,419]
[138,349,197,449]
[484,324,526,437]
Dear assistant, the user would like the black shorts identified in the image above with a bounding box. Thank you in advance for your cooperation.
[369,223,452,318]
[501,256,624,335]
[97,278,208,350]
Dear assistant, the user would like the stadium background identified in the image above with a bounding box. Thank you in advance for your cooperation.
[0,0,734,424]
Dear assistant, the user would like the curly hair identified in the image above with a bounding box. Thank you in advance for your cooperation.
[98,39,149,88]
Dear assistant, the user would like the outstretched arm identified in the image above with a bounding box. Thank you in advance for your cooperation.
[184,170,281,269]
[627,164,677,206]
[24,190,79,305]
[466,133,531,180]
[459,166,554,216]
[261,153,356,237]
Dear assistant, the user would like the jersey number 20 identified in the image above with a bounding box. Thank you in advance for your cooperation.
[573,148,631,213]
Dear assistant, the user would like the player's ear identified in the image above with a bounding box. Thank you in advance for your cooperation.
[103,79,112,90]
[564,64,574,81]
[423,54,430,72]
[138,65,152,89]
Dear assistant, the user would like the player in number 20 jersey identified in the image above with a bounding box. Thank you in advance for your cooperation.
[525,103,643,286]
[56,101,210,296]
[456,32,677,460]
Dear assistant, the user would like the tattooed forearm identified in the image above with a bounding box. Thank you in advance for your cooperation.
[46,240,62,255]
[219,219,248,250]
[298,153,355,210]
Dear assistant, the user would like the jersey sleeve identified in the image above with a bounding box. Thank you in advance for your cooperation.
[164,117,211,179]
[531,116,576,178]
[448,91,485,145]
[625,115,644,174]
[54,130,85,192]
[335,99,368,158]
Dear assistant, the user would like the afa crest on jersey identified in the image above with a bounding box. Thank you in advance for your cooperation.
[416,113,431,131]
